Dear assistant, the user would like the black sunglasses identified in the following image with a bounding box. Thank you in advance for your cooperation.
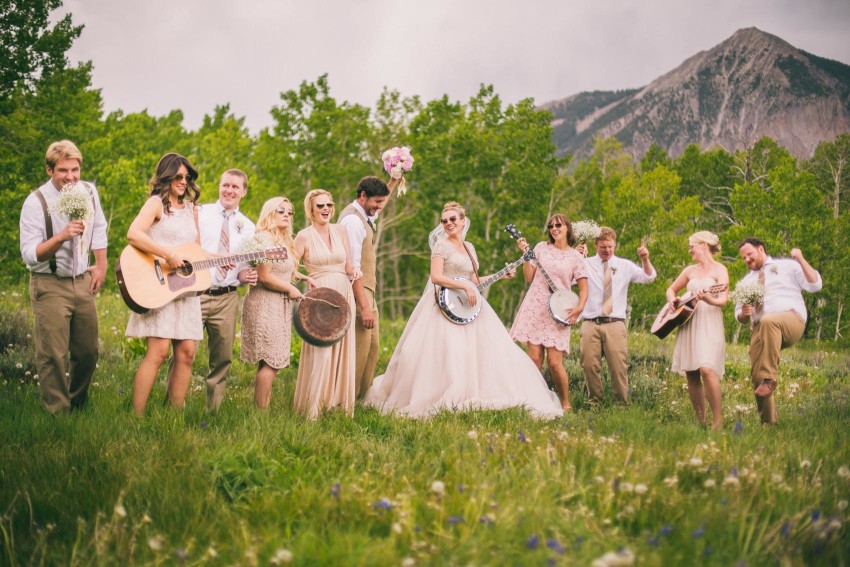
[547,222,564,229]
[440,215,462,225]
[315,203,334,209]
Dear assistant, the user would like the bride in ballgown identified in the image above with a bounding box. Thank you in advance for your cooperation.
[363,202,563,419]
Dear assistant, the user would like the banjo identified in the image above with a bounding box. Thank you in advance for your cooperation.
[505,224,580,325]
[436,247,535,325]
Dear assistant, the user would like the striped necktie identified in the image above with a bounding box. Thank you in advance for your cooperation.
[217,211,232,280]
[601,260,613,316]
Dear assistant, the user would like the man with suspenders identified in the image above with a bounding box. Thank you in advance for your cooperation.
[19,140,108,413]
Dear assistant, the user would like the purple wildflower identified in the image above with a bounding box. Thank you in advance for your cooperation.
[527,534,539,550]
[546,539,565,555]
[693,526,705,539]
[447,515,464,525]
[734,421,743,435]
[330,483,341,499]
[518,431,527,443]
[372,498,392,511]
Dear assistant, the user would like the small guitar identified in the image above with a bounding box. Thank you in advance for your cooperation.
[505,224,580,325]
[651,283,727,339]
[436,247,534,325]
[116,242,288,314]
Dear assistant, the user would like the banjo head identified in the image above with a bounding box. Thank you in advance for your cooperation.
[548,289,580,325]
[436,277,482,324]
[293,287,352,347]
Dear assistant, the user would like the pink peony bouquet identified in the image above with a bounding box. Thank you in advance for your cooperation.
[382,146,414,195]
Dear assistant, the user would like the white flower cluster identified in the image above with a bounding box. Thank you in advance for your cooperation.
[730,281,765,305]
[51,182,93,221]
[571,219,601,243]
[239,234,271,267]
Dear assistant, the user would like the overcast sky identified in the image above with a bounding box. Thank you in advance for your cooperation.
[60,0,850,133]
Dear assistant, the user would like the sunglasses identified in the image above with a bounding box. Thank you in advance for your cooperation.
[315,203,334,209]
[440,215,462,225]
[172,173,193,182]
[547,222,564,229]
[276,208,294,216]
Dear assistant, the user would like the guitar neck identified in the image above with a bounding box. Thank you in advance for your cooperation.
[476,255,528,292]
[187,251,268,271]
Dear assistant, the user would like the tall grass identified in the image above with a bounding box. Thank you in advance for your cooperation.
[1,289,848,566]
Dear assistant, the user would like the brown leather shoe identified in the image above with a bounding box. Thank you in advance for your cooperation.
[754,379,776,398]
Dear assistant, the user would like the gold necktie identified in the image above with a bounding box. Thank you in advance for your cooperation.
[601,261,613,316]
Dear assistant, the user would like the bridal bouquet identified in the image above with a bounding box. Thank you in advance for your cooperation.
[239,234,272,267]
[571,219,601,244]
[51,182,93,256]
[382,146,414,195]
[729,280,765,305]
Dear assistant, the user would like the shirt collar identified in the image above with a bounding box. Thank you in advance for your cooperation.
[215,200,240,217]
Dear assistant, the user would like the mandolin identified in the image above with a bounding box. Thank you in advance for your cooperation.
[651,283,727,339]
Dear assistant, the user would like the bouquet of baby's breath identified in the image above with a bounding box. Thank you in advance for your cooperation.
[730,281,765,305]
[239,234,271,267]
[571,219,601,248]
[51,182,93,256]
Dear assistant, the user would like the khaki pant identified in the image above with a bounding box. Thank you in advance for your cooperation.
[29,273,99,413]
[201,292,240,411]
[354,288,380,399]
[580,320,629,404]
[749,311,805,424]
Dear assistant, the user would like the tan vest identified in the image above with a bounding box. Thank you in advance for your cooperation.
[339,203,377,292]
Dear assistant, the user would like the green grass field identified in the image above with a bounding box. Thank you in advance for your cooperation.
[1,289,848,566]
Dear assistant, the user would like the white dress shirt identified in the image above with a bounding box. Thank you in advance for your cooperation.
[197,201,256,287]
[733,256,822,323]
[20,180,108,276]
[582,254,656,319]
[339,200,377,270]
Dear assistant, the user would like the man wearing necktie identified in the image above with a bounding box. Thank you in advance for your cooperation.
[193,170,257,411]
[339,175,398,399]
[735,237,822,425]
[578,227,655,405]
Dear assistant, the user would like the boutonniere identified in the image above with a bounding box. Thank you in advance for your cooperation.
[769,265,778,275]
[235,218,245,234]
[610,266,618,275]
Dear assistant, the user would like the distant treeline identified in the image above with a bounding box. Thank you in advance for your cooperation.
[2,3,848,342]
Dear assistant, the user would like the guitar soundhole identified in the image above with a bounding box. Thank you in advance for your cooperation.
[167,261,196,292]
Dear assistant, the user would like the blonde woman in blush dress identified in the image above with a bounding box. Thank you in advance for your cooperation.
[125,153,203,416]
[291,190,357,419]
[240,197,314,409]
[665,231,729,429]
[363,202,563,420]
[510,214,588,410]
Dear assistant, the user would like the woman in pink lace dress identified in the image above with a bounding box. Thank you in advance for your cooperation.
[510,214,587,410]
[126,153,203,416]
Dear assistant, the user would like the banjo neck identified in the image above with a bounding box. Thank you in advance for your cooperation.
[476,250,533,293]
[533,259,559,293]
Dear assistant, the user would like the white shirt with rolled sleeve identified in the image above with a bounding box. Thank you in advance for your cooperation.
[339,200,376,271]
[582,254,657,319]
[733,256,822,324]
[197,201,256,288]
[20,180,108,276]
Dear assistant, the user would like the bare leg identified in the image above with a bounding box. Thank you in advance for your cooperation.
[700,367,723,430]
[547,347,571,410]
[254,361,278,409]
[685,370,706,425]
[526,343,544,371]
[133,337,171,416]
[166,339,197,410]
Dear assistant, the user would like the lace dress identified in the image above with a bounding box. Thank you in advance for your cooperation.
[292,226,356,419]
[363,238,563,419]
[240,236,295,370]
[510,242,587,352]
[671,277,726,377]
[125,202,202,341]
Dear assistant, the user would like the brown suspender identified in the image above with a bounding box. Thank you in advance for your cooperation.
[33,189,57,274]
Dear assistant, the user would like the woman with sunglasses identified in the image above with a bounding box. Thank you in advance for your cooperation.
[125,153,203,415]
[291,190,357,419]
[364,202,563,419]
[510,214,588,411]
[241,197,314,409]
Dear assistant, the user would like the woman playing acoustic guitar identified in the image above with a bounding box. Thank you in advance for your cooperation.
[125,153,203,416]
[665,231,729,429]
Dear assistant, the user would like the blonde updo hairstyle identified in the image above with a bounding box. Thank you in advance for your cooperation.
[442,201,466,219]
[304,189,334,223]
[689,231,721,254]
[256,197,298,269]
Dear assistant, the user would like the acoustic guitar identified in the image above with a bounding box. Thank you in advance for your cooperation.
[651,283,727,339]
[505,223,580,325]
[115,242,288,314]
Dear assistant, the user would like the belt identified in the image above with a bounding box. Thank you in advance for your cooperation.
[204,285,237,296]
[31,272,87,280]
[587,316,624,324]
